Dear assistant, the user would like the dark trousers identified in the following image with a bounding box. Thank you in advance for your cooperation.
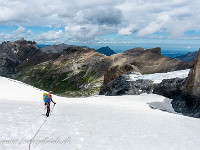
[46,104,50,117]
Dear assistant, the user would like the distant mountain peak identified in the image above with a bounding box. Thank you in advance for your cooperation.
[96,46,116,56]
[175,51,198,62]
[40,43,75,53]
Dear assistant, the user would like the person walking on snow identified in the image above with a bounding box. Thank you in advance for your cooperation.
[44,91,56,117]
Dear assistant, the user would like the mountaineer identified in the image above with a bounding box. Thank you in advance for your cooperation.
[44,91,56,117]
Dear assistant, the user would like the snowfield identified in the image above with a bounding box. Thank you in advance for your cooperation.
[1,70,200,150]
[129,69,190,83]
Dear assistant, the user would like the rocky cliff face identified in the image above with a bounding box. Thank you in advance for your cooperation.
[153,78,198,117]
[184,49,200,98]
[153,48,200,117]
[0,38,38,76]
[108,47,192,74]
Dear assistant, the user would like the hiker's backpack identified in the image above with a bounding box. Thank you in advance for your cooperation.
[43,93,47,102]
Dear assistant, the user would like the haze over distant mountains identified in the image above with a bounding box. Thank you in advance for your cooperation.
[39,44,116,56]
[175,51,198,62]
[38,42,199,62]
[40,43,75,53]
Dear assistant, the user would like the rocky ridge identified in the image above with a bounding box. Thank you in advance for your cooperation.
[40,43,75,53]
[109,47,191,74]
[0,39,193,97]
[0,38,38,76]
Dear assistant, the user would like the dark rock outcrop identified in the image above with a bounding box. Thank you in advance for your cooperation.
[0,38,61,73]
[99,74,154,96]
[0,38,38,76]
[153,78,186,99]
[153,77,200,117]
[153,78,200,117]
[153,77,199,116]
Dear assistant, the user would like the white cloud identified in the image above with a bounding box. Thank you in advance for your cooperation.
[117,0,200,38]
[0,33,13,40]
[118,24,137,35]
[137,13,170,37]
[186,46,191,49]
[0,26,32,42]
[0,0,200,42]
[27,29,33,34]
[0,0,27,24]
[13,26,25,34]
[37,30,64,41]
[65,24,115,41]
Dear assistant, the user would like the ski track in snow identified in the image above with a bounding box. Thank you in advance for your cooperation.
[1,71,200,150]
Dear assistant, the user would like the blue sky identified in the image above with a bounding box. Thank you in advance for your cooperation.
[0,0,200,51]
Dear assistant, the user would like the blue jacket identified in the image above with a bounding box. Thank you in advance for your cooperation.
[44,94,54,104]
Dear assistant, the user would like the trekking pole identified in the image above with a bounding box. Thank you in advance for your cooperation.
[44,104,47,110]
[50,103,55,115]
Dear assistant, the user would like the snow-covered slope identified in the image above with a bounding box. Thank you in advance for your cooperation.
[1,75,200,150]
[0,76,45,101]
[129,69,190,83]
